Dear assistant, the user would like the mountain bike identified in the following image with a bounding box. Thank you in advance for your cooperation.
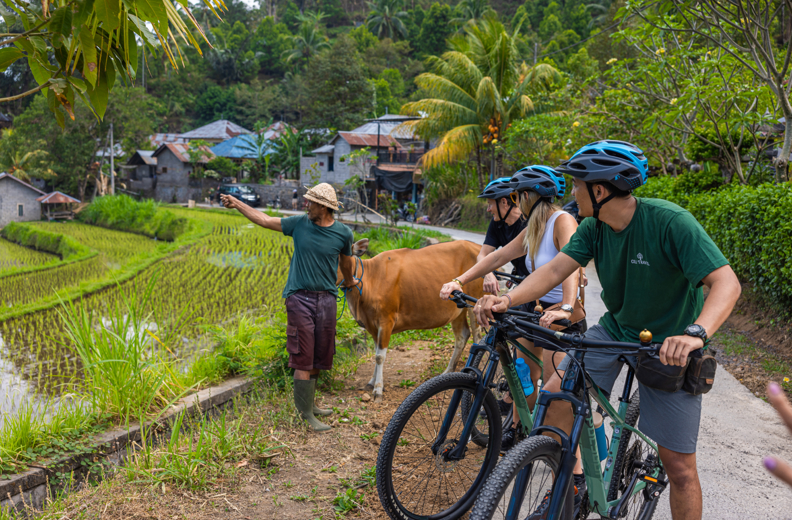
[465,295,669,520]
[375,287,567,520]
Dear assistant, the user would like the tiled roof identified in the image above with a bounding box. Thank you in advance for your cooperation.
[209,135,276,160]
[0,172,46,195]
[179,120,252,140]
[337,132,404,149]
[153,143,214,164]
[37,191,81,204]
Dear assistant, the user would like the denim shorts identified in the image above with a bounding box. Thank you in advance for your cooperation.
[558,324,702,454]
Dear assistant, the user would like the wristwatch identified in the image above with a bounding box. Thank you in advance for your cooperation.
[684,324,708,343]
[560,303,574,313]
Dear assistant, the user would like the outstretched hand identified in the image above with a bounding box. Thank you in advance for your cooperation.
[765,382,792,490]
[220,194,242,210]
[440,281,462,300]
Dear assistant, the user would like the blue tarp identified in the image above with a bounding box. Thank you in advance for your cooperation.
[209,135,276,159]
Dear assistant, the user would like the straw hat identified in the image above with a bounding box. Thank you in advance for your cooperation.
[303,183,342,211]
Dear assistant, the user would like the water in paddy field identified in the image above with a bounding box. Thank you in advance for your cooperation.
[0,211,293,424]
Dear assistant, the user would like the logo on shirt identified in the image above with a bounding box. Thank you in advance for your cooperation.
[631,253,650,266]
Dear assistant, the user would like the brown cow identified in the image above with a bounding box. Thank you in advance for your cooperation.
[338,239,485,401]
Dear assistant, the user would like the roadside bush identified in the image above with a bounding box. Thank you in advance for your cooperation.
[639,176,792,313]
[0,222,94,261]
[78,194,189,241]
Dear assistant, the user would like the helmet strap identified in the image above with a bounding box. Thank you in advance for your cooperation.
[524,195,545,225]
[586,183,616,229]
[496,198,504,222]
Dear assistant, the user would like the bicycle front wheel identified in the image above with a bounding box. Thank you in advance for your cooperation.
[607,390,664,520]
[376,372,502,520]
[470,436,574,520]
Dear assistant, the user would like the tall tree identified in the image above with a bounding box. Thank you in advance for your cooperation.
[401,15,560,188]
[366,0,409,40]
[305,35,374,130]
[283,22,330,62]
[416,3,454,57]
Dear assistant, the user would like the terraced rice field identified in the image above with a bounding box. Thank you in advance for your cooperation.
[0,238,58,271]
[0,209,292,418]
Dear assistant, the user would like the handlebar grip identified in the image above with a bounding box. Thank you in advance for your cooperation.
[553,319,572,328]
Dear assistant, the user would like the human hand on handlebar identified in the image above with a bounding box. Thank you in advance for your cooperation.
[764,381,792,490]
[483,273,498,294]
[440,281,462,300]
[473,294,510,328]
[539,309,572,329]
[659,334,704,366]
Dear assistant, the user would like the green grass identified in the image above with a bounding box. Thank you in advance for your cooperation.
[0,237,57,273]
[354,225,451,255]
[713,330,792,378]
[79,194,189,241]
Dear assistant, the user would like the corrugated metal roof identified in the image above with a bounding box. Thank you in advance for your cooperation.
[311,144,335,154]
[209,135,276,159]
[180,120,252,140]
[127,150,156,166]
[352,115,421,139]
[148,133,186,148]
[258,121,297,141]
[0,172,46,195]
[153,143,214,164]
[37,191,81,204]
[337,132,405,148]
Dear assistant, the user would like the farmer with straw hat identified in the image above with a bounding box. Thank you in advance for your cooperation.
[221,183,356,432]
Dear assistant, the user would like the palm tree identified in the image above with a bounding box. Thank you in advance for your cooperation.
[366,0,409,40]
[240,120,276,182]
[451,0,493,25]
[0,130,56,182]
[283,22,330,62]
[296,10,329,29]
[399,15,560,188]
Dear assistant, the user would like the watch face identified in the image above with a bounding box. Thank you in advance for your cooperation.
[561,304,573,312]
[686,324,703,335]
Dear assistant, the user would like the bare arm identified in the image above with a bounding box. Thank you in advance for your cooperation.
[221,194,282,232]
[660,264,741,365]
[339,254,356,288]
[478,245,498,294]
[440,229,528,299]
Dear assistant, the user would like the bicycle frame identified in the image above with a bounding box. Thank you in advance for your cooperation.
[527,350,665,519]
[431,323,543,462]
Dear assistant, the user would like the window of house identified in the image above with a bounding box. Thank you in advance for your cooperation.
[17,204,23,217]
[328,155,334,172]
[161,167,168,174]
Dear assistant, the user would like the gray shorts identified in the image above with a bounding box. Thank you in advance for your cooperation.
[558,324,702,454]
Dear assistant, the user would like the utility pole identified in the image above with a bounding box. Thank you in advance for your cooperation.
[534,42,538,65]
[110,122,115,195]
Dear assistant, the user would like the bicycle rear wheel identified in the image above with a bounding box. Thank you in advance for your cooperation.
[607,390,664,520]
[377,372,502,520]
[460,348,512,447]
[470,436,573,520]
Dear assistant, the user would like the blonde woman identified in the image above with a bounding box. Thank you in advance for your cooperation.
[440,165,585,453]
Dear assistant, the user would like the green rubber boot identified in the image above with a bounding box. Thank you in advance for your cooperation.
[310,375,333,417]
[294,379,331,432]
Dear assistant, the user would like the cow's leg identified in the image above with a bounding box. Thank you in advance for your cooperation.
[444,312,471,374]
[364,323,393,402]
[468,307,480,344]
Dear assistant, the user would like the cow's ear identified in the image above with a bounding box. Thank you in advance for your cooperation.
[352,239,369,257]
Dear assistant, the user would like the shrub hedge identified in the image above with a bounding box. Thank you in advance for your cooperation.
[0,222,94,261]
[636,174,792,312]
[78,195,189,241]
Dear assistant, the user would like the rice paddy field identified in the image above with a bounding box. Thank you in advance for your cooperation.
[0,208,293,423]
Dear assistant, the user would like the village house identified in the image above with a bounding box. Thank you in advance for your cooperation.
[179,120,252,144]
[147,143,214,203]
[0,173,45,228]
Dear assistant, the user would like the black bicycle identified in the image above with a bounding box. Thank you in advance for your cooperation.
[375,287,568,520]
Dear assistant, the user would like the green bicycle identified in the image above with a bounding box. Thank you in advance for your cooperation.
[466,293,668,520]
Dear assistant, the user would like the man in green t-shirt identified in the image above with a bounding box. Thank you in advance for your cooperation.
[221,183,355,432]
[473,141,742,520]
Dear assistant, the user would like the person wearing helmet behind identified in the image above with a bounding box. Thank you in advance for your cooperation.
[440,166,586,453]
[477,177,531,293]
[472,141,742,520]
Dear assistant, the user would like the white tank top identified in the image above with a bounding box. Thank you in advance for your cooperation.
[524,211,565,303]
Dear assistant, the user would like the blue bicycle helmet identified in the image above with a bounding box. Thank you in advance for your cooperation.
[478,177,514,200]
[557,140,648,223]
[507,165,566,199]
[557,140,648,192]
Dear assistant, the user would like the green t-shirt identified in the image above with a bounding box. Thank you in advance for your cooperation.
[281,214,354,298]
[561,198,729,343]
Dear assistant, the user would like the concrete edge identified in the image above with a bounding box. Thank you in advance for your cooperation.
[0,376,255,512]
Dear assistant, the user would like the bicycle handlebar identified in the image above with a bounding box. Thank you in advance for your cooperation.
[451,290,661,354]
[450,290,572,329]
[492,271,525,284]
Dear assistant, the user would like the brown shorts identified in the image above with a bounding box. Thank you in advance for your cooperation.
[285,290,338,371]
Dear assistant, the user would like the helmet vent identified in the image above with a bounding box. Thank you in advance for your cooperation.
[592,158,620,167]
[570,162,587,170]
[581,149,598,155]
[603,149,630,161]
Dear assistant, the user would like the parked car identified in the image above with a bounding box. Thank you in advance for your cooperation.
[217,184,261,207]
